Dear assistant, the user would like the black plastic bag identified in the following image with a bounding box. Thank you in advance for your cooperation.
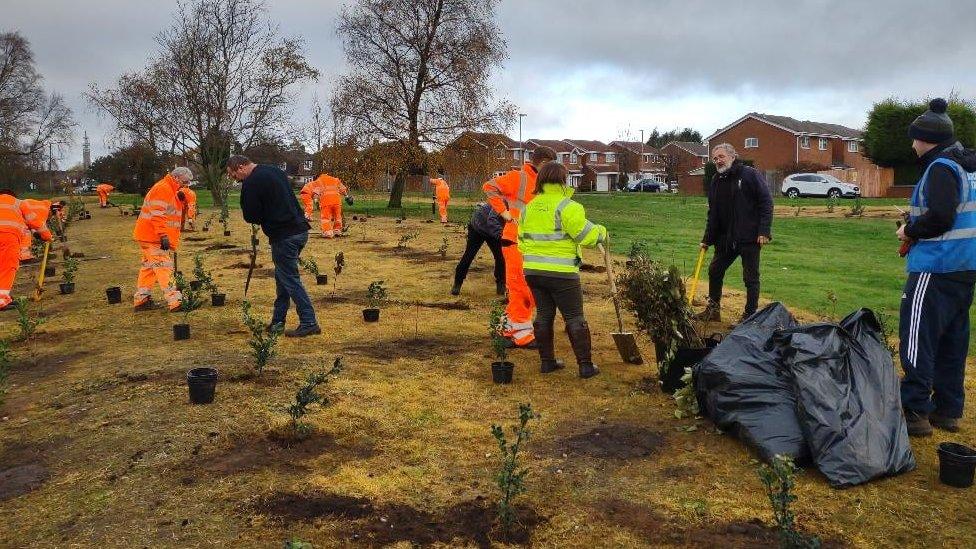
[772,309,916,487]
[694,302,809,463]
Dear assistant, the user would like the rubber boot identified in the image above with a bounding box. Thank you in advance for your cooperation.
[450,283,461,296]
[534,322,564,373]
[695,300,721,322]
[566,318,599,379]
[496,280,506,296]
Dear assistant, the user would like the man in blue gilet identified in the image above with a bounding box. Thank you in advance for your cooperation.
[897,98,976,436]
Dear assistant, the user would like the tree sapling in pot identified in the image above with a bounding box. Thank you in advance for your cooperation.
[219,201,230,236]
[332,251,344,297]
[193,254,224,305]
[363,280,386,322]
[173,272,204,340]
[59,257,79,294]
[489,300,514,383]
[298,256,326,285]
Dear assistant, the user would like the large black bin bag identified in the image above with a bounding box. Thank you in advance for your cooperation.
[694,302,809,463]
[772,309,916,487]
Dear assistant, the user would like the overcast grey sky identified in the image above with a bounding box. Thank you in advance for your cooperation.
[4,0,976,165]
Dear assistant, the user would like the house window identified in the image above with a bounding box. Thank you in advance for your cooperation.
[745,137,759,148]
[513,150,519,160]
[303,160,312,171]
[589,153,597,162]
[642,153,651,163]
[570,153,578,164]
[496,148,504,159]
[800,136,810,149]
[819,138,828,150]
[848,141,858,153]
[606,153,615,163]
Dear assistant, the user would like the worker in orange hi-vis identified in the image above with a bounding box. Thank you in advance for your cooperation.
[132,167,193,312]
[299,179,321,221]
[482,145,558,349]
[96,183,115,208]
[0,190,52,310]
[18,199,52,262]
[181,184,198,230]
[432,175,451,223]
[314,173,348,238]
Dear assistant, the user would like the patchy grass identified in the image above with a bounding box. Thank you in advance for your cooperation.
[0,196,972,547]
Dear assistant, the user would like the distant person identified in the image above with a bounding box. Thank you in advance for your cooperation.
[181,183,197,230]
[431,175,451,223]
[96,182,115,208]
[518,161,607,378]
[698,143,773,323]
[228,154,320,337]
[312,172,349,238]
[0,190,51,310]
[451,202,506,297]
[132,167,192,312]
[299,179,321,221]
[896,98,976,436]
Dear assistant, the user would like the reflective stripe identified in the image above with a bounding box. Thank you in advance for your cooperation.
[910,201,976,216]
[574,221,596,243]
[522,232,566,241]
[508,321,533,330]
[921,227,976,241]
[165,221,181,228]
[523,255,578,266]
[0,290,10,295]
[0,220,25,229]
[145,199,171,208]
[553,198,573,231]
[23,212,36,221]
[0,204,19,211]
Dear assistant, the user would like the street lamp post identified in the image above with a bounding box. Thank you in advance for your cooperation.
[518,113,527,164]
[639,129,645,193]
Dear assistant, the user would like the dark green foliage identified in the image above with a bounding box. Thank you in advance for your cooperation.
[863,97,976,168]
[285,357,344,436]
[61,256,79,284]
[366,280,387,309]
[757,455,821,549]
[241,300,283,374]
[13,297,44,342]
[173,271,204,324]
[646,127,703,148]
[488,300,507,362]
[192,254,219,294]
[297,256,319,277]
[490,402,537,530]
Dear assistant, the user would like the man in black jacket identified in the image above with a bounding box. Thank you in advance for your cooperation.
[228,154,320,337]
[699,143,773,323]
[451,202,506,296]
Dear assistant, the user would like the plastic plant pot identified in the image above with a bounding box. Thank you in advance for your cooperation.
[223,230,231,237]
[316,274,328,285]
[58,235,67,242]
[363,308,380,322]
[44,265,56,277]
[189,280,203,291]
[202,227,209,232]
[938,442,976,488]
[59,282,75,295]
[173,323,191,341]
[186,367,218,404]
[105,286,122,304]
[211,293,226,307]
[491,361,514,384]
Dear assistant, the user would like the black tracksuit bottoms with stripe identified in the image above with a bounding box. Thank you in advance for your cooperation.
[899,271,975,418]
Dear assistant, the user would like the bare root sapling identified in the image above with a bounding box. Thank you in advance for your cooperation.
[242,300,283,375]
[490,402,538,531]
[489,300,508,363]
[757,455,821,549]
[333,252,344,296]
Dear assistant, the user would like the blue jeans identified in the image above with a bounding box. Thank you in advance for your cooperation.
[270,232,317,327]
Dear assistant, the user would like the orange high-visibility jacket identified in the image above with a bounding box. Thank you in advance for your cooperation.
[0,195,50,240]
[182,187,197,217]
[315,174,348,206]
[96,183,114,194]
[300,181,321,202]
[482,162,538,243]
[22,199,52,238]
[133,174,185,249]
[433,178,450,202]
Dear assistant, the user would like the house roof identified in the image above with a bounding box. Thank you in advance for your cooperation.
[665,141,709,157]
[707,113,863,142]
[525,139,576,154]
[584,163,618,174]
[563,139,609,152]
[456,131,519,149]
[608,141,661,155]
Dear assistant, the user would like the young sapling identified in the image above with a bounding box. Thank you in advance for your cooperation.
[757,455,821,549]
[489,300,508,363]
[490,402,538,531]
[437,236,449,258]
[284,357,344,437]
[241,300,283,375]
[333,252,345,296]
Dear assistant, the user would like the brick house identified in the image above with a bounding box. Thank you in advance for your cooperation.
[608,141,666,185]
[661,141,709,195]
[442,131,522,191]
[564,139,619,192]
[525,139,582,186]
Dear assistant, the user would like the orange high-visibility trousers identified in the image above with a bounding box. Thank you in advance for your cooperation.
[134,242,182,310]
[19,228,33,260]
[501,244,535,345]
[437,200,449,223]
[321,204,343,237]
[0,233,22,309]
[98,191,109,207]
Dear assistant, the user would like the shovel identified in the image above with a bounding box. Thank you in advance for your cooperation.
[687,247,706,305]
[598,238,643,365]
[31,241,51,302]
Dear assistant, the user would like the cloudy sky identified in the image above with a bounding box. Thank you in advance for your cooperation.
[4,0,976,165]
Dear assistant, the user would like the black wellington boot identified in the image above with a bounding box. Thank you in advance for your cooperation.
[566,319,600,379]
[534,322,564,373]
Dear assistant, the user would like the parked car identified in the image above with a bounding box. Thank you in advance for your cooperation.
[626,179,664,192]
[781,173,860,199]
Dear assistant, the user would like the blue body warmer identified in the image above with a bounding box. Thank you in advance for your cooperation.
[907,158,976,273]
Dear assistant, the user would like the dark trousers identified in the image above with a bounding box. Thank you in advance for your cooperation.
[525,275,585,327]
[453,225,505,288]
[708,241,761,315]
[270,231,317,327]
[899,272,974,417]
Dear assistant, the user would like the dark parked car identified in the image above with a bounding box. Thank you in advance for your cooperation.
[626,179,663,192]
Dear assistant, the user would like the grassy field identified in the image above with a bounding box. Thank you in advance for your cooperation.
[0,197,972,547]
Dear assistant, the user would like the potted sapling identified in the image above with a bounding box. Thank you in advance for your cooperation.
[202,213,215,232]
[299,256,327,285]
[489,300,514,384]
[189,254,207,291]
[173,272,204,340]
[363,280,386,322]
[193,256,225,306]
[59,257,79,294]
[332,252,344,297]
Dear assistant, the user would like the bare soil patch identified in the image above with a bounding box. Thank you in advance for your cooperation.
[0,441,56,501]
[550,423,666,460]
[579,263,606,273]
[196,432,374,476]
[225,261,261,269]
[343,336,472,362]
[204,243,238,251]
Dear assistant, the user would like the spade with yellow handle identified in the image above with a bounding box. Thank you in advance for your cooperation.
[31,241,51,301]
[687,247,706,306]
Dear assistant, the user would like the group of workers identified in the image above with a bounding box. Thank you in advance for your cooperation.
[0,193,59,310]
[300,174,351,238]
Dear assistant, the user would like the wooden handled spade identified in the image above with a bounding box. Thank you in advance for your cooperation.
[598,237,643,365]
[31,241,51,302]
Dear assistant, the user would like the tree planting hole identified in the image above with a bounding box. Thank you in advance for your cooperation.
[344,336,470,361]
[552,424,666,460]
[204,244,237,251]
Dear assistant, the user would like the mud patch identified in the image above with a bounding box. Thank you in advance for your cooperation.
[659,465,697,480]
[225,262,262,269]
[410,301,471,311]
[204,243,237,251]
[197,433,374,476]
[579,263,606,273]
[551,424,666,460]
[184,236,208,242]
[378,246,449,263]
[343,336,471,361]
[251,492,542,548]
[0,441,57,501]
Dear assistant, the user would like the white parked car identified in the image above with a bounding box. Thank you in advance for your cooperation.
[781,173,860,199]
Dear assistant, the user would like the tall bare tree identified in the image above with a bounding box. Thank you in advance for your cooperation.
[0,31,75,184]
[332,0,514,208]
[89,0,318,203]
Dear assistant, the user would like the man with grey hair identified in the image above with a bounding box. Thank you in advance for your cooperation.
[698,143,773,323]
[132,166,195,311]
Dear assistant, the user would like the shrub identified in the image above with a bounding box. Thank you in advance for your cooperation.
[13,297,44,342]
[438,236,449,258]
[241,300,283,375]
[173,272,204,324]
[757,455,821,549]
[61,257,79,284]
[396,232,418,251]
[284,357,344,437]
[488,300,508,363]
[490,402,537,531]
[298,256,320,277]
[192,254,219,294]
[366,280,387,309]
[673,368,699,419]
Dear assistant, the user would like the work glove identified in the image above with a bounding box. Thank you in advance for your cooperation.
[39,231,52,242]
[177,190,186,202]
[160,235,171,251]
[345,195,354,206]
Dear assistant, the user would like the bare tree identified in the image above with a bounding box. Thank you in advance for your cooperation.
[332,0,514,208]
[0,32,75,182]
[89,0,318,204]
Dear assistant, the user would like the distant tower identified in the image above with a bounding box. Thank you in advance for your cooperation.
[82,131,91,171]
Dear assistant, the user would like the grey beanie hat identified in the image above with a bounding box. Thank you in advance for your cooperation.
[908,98,954,144]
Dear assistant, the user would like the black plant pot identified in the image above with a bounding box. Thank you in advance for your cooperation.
[211,293,226,306]
[316,274,328,285]
[352,215,358,221]
[186,367,218,404]
[938,442,976,488]
[491,361,514,384]
[189,280,203,291]
[173,323,191,340]
[223,230,231,237]
[59,282,75,295]
[58,235,67,242]
[105,286,122,304]
[44,265,55,277]
[363,308,380,322]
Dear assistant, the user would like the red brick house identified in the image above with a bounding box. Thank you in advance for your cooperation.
[609,141,666,184]
[563,139,619,191]
[661,141,709,195]
[442,131,522,190]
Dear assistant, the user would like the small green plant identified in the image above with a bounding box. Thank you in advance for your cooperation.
[241,300,283,375]
[67,197,86,221]
[202,213,215,231]
[395,232,418,251]
[825,196,837,213]
[490,402,538,531]
[673,367,699,419]
[284,357,344,436]
[61,256,79,284]
[877,309,898,358]
[437,236,449,258]
[298,256,320,277]
[757,455,821,549]
[333,252,345,296]
[29,237,44,259]
[489,300,508,363]
[789,196,801,217]
[848,196,865,217]
[628,239,650,260]
[173,271,204,324]
[366,280,387,309]
[13,297,45,342]
[283,539,312,549]
[0,339,11,406]
[192,254,219,294]
[219,201,230,233]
